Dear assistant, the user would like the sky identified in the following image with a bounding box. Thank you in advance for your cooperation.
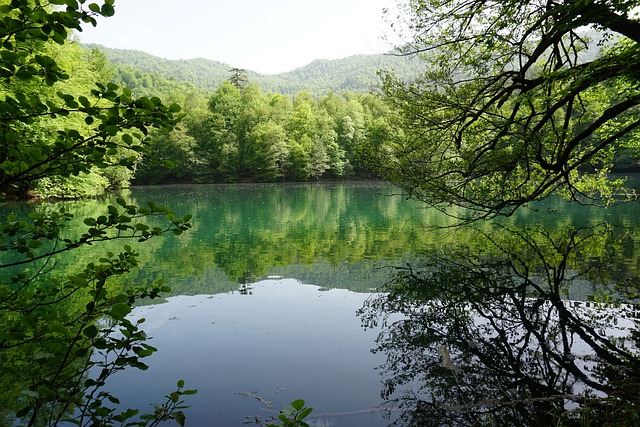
[77,0,400,75]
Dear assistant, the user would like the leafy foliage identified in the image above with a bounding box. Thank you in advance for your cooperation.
[374,0,640,222]
[266,399,313,427]
[0,0,195,425]
[135,83,393,184]
[0,1,184,199]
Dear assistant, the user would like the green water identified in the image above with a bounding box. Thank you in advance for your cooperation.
[6,180,639,297]
[0,181,451,296]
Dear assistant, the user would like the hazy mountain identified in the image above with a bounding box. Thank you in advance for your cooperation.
[82,43,425,96]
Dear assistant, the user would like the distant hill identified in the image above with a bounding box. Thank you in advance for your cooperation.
[264,54,426,95]
[82,43,426,96]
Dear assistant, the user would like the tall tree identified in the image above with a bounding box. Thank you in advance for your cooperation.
[375,0,640,222]
[246,120,290,181]
[192,81,244,181]
[228,67,248,90]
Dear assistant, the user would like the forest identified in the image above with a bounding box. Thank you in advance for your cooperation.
[2,29,638,200]
[0,40,414,199]
[134,82,394,185]
[85,43,427,96]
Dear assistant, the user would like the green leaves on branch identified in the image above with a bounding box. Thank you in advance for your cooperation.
[376,0,640,222]
[0,201,191,267]
[1,1,194,425]
[0,82,183,193]
[267,399,313,427]
[1,202,193,425]
[0,0,116,50]
[0,0,114,88]
[1,1,184,199]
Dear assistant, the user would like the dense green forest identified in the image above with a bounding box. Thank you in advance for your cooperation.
[134,82,394,185]
[2,42,403,196]
[0,38,423,199]
[78,44,420,187]
[3,34,636,200]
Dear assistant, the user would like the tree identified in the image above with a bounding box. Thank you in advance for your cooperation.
[0,0,187,198]
[360,224,640,425]
[246,120,290,181]
[375,0,640,222]
[228,67,248,90]
[0,1,195,424]
[193,81,243,181]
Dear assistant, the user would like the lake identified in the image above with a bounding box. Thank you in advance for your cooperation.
[2,181,640,426]
[87,182,434,426]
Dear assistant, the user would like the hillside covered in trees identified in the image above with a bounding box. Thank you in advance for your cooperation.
[134,82,394,185]
[82,43,426,96]
[0,43,415,192]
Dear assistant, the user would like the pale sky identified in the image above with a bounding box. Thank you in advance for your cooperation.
[77,0,399,75]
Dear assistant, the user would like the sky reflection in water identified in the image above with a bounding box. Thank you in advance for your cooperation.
[106,279,391,427]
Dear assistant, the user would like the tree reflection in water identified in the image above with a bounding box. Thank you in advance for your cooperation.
[359,224,640,426]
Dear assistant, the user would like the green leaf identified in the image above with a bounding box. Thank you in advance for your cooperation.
[109,303,132,320]
[78,95,91,108]
[113,409,139,422]
[101,3,115,16]
[173,411,186,427]
[106,395,120,404]
[83,325,98,338]
[33,352,52,360]
[299,407,313,419]
[105,125,119,135]
[291,399,305,410]
[121,133,134,145]
[16,406,31,418]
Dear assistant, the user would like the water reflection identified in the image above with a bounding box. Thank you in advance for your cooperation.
[360,224,640,426]
[3,183,640,425]
[104,279,392,426]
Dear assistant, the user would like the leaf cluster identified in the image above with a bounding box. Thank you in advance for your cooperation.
[376,0,640,222]
[0,1,196,425]
[1,1,184,199]
[0,198,192,425]
[266,399,313,427]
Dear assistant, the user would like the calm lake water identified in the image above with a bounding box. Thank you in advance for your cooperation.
[94,182,433,427]
[3,180,640,426]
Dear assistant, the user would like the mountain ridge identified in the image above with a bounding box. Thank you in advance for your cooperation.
[82,43,425,96]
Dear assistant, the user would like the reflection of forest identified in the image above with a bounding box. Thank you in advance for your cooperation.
[1,183,456,295]
[147,181,444,293]
[360,224,640,426]
[3,183,640,298]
